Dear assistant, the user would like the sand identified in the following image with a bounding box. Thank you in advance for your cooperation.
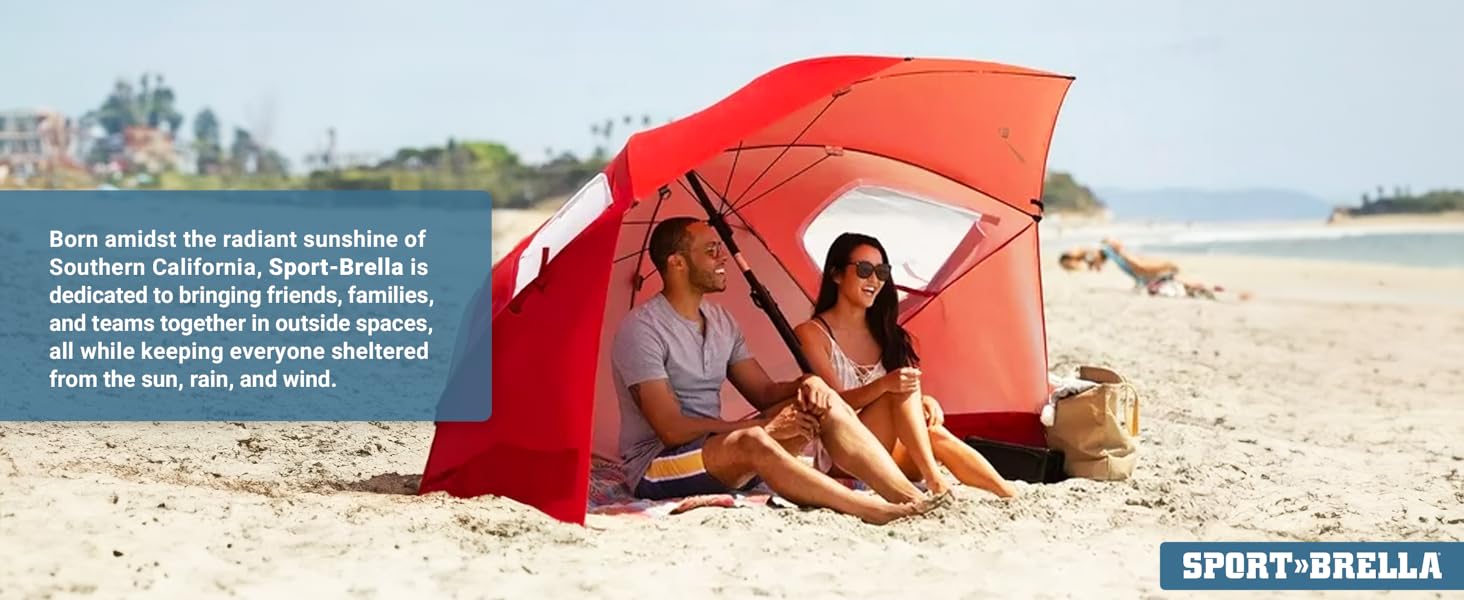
[4,210,1463,598]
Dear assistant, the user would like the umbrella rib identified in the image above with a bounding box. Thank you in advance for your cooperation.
[627,184,670,309]
[899,219,1035,324]
[687,170,743,222]
[726,153,831,215]
[732,95,839,206]
[721,139,744,201]
[613,249,645,264]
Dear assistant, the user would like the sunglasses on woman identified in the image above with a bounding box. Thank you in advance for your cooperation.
[851,260,892,282]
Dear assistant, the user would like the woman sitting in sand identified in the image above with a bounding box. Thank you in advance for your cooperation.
[793,232,1018,498]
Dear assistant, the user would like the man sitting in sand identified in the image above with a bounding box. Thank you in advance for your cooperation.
[611,217,936,525]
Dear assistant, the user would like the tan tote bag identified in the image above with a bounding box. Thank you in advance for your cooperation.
[1045,366,1140,480]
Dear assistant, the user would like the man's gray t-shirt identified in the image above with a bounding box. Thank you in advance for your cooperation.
[611,294,752,483]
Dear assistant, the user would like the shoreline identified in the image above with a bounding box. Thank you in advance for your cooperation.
[1036,217,1464,271]
[1325,210,1464,226]
[1041,215,1464,242]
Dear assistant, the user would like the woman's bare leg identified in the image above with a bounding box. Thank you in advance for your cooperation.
[855,392,951,495]
[926,425,1018,498]
[815,393,927,504]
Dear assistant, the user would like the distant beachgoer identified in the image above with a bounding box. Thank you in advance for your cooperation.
[1098,239,1180,284]
[1058,246,1103,272]
[1096,238,1245,300]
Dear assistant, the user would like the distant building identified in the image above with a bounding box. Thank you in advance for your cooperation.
[0,108,81,181]
[120,125,180,173]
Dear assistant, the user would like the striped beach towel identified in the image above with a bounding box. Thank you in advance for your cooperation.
[587,456,780,518]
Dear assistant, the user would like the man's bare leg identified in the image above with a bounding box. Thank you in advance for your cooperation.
[805,383,927,504]
[701,427,923,525]
[757,400,820,456]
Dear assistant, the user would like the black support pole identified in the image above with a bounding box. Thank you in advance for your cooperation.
[684,170,813,375]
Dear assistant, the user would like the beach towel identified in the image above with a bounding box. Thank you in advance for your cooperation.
[587,456,782,518]
[586,456,878,518]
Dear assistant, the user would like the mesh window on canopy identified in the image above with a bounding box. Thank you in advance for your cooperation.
[512,172,613,298]
[802,185,987,299]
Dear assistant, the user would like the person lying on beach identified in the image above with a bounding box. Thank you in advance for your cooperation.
[610,217,938,525]
[794,232,1018,499]
[1057,247,1102,272]
[1094,238,1236,300]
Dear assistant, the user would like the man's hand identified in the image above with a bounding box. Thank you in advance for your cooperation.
[763,404,819,445]
[921,394,944,427]
[796,375,835,417]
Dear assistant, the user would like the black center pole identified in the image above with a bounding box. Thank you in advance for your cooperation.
[684,170,814,375]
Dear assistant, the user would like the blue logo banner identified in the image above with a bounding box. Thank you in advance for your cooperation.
[0,190,494,421]
[1160,542,1463,590]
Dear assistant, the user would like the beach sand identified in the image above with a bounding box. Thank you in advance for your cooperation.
[3,211,1463,598]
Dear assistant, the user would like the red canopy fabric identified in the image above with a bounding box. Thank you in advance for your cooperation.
[422,55,1074,524]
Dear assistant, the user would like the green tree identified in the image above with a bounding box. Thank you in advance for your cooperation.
[1041,171,1105,215]
[88,73,184,136]
[257,148,290,176]
[229,127,257,173]
[92,79,142,136]
[192,108,223,173]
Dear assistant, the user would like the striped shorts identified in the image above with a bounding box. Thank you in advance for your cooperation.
[633,436,761,500]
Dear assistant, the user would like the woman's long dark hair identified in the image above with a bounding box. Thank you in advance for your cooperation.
[813,233,919,371]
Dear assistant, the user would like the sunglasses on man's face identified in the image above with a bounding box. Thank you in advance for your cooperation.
[683,241,722,260]
[851,260,892,282]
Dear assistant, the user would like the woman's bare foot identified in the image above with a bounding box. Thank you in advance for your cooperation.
[993,480,1019,499]
[926,477,954,496]
[860,490,958,525]
[927,488,958,509]
[858,500,926,525]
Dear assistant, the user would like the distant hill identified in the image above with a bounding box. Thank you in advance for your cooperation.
[1332,189,1464,218]
[1093,187,1335,223]
[1042,171,1106,216]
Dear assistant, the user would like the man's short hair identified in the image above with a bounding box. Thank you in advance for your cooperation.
[648,216,700,273]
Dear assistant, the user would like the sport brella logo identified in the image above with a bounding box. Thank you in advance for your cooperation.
[1161,542,1459,590]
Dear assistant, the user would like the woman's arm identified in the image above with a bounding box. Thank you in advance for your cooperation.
[793,321,890,410]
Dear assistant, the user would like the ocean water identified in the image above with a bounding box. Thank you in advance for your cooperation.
[1140,231,1464,269]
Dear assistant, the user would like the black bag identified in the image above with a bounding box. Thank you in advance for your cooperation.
[963,437,1068,484]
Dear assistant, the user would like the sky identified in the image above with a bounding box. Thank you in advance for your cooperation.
[4,0,1460,203]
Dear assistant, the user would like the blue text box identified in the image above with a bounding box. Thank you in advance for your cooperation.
[0,190,493,421]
